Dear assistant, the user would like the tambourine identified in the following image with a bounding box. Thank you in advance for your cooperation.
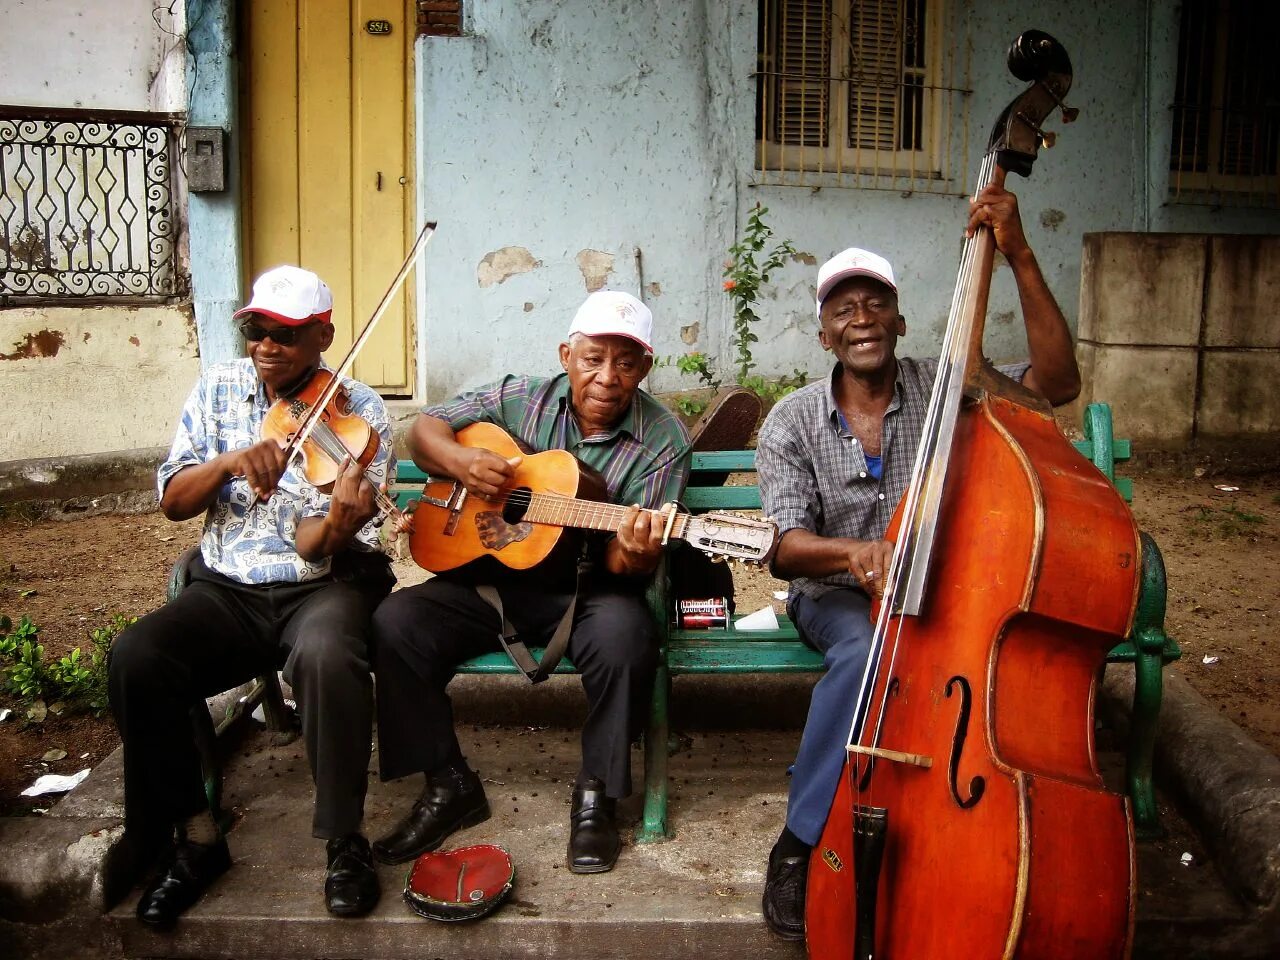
[403,843,515,922]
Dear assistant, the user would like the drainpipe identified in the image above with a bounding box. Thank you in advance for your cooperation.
[186,0,245,367]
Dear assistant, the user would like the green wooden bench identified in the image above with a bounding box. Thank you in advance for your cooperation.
[391,402,1179,844]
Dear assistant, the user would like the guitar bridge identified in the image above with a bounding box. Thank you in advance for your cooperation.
[417,483,469,536]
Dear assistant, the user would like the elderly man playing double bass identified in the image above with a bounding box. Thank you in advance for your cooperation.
[755,185,1083,940]
[107,266,393,927]
[372,290,690,875]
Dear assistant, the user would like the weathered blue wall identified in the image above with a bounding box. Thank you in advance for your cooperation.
[415,0,1279,401]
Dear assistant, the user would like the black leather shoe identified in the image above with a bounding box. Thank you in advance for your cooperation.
[567,777,620,874]
[136,836,232,929]
[372,763,490,865]
[325,833,380,917]
[762,848,808,941]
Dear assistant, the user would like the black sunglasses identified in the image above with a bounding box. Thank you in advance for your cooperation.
[238,319,317,346]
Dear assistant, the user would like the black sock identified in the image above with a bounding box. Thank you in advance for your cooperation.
[772,825,811,861]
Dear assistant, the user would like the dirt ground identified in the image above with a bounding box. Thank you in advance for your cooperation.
[1,466,1278,816]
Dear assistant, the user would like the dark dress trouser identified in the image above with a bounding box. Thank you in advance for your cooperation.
[108,553,392,841]
[372,575,657,800]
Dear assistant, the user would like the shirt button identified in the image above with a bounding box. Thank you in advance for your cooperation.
[878,493,886,500]
[859,472,867,478]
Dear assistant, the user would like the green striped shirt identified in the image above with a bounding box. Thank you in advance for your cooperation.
[424,373,691,509]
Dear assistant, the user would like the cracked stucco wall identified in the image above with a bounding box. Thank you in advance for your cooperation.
[0,306,199,460]
[1,1,192,462]
[414,0,1278,413]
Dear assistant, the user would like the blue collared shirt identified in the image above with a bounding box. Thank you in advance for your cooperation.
[157,359,392,584]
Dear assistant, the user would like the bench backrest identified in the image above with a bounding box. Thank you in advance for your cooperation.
[682,403,1131,512]
[393,403,1131,511]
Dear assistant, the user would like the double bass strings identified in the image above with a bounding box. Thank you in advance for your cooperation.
[845,152,1000,769]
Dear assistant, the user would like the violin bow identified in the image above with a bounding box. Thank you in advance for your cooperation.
[281,220,437,460]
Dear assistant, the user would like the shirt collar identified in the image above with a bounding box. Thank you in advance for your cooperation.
[551,372,644,443]
[824,360,907,429]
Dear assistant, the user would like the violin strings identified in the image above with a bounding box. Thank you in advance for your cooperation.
[848,150,999,788]
[298,414,404,521]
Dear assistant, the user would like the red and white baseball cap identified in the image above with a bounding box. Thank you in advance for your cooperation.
[234,265,334,326]
[567,290,654,354]
[816,248,897,315]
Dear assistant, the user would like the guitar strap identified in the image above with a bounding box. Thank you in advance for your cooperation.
[474,557,590,684]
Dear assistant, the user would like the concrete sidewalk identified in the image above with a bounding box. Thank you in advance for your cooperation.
[1,669,1277,959]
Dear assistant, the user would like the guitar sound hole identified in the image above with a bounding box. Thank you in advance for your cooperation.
[502,487,532,525]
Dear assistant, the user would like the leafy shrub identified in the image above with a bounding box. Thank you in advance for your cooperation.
[0,612,135,717]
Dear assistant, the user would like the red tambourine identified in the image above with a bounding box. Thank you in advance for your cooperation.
[403,844,515,922]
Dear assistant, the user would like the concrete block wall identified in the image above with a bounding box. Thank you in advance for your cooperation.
[1076,233,1280,451]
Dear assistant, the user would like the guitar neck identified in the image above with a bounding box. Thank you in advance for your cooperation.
[522,493,690,540]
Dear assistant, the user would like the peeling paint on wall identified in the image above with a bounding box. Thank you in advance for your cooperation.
[477,247,542,288]
[523,302,534,312]
[1,329,67,360]
[129,336,141,346]
[576,250,615,292]
[680,322,699,345]
[646,282,663,297]
[793,252,818,267]
[1040,209,1066,231]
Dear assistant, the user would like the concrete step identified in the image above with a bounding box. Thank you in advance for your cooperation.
[2,673,1270,959]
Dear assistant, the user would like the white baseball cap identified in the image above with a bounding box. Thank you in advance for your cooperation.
[234,265,334,326]
[816,248,897,315]
[567,290,653,353]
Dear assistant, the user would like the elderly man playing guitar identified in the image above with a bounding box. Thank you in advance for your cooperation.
[372,290,691,874]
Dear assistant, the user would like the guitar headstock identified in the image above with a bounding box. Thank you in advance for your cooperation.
[684,513,778,565]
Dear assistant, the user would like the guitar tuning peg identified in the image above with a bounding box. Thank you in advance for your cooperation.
[1039,129,1057,149]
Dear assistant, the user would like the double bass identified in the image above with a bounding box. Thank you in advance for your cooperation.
[805,32,1138,959]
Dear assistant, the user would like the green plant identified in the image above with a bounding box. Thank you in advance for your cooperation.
[0,612,134,716]
[1188,505,1267,538]
[660,205,803,415]
[722,203,798,384]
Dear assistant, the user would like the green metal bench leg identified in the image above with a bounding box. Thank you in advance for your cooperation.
[1127,531,1172,841]
[1128,649,1164,840]
[636,656,672,842]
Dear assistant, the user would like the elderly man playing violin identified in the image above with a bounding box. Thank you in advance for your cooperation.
[371,289,690,876]
[755,185,1083,940]
[106,265,395,927]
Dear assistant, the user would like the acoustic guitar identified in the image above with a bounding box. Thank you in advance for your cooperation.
[406,421,776,572]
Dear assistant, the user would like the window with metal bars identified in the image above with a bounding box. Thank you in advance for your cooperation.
[1169,0,1279,206]
[754,0,964,191]
[0,106,184,304]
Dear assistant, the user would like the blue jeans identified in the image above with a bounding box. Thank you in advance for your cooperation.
[786,588,874,845]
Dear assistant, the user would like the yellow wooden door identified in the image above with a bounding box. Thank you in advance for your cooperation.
[242,0,414,394]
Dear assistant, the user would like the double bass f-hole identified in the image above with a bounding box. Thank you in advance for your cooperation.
[945,675,986,809]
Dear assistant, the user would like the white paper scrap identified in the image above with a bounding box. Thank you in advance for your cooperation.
[1180,852,1194,866]
[736,606,780,631]
[772,590,789,601]
[21,768,91,797]
[1202,655,1220,665]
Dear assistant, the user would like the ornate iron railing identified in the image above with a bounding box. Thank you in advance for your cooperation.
[0,106,185,303]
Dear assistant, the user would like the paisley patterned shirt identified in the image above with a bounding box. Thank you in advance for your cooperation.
[157,359,392,584]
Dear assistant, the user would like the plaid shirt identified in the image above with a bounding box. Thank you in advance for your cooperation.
[757,357,1028,611]
[158,359,391,585]
[424,373,691,510]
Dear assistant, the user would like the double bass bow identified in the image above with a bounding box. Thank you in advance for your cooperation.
[805,32,1139,959]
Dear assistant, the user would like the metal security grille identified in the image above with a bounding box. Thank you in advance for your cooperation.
[0,106,183,302]
[1169,0,1279,206]
[755,0,968,192]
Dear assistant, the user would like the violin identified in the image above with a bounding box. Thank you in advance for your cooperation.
[261,367,405,523]
[254,222,437,527]
[805,32,1138,959]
